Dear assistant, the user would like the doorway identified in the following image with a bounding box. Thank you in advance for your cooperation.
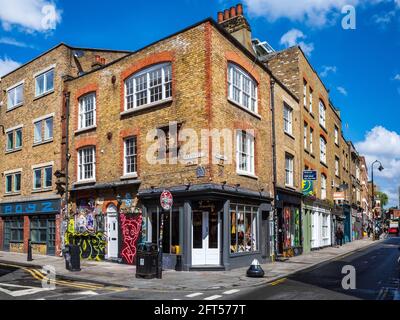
[107,204,118,259]
[192,211,220,266]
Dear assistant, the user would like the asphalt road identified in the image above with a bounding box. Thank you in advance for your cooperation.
[225,237,400,300]
[0,237,399,300]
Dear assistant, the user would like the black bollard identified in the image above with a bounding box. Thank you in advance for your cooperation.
[27,239,33,262]
[246,259,265,278]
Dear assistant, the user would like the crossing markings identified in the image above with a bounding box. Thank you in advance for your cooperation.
[222,289,240,295]
[270,278,287,286]
[204,295,222,300]
[186,292,203,298]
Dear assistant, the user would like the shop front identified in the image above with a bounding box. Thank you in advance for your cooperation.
[0,197,61,256]
[276,188,302,258]
[352,207,363,240]
[139,183,273,271]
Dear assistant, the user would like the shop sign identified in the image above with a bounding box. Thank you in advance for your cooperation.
[334,192,345,201]
[303,170,317,181]
[0,199,60,216]
[302,180,314,196]
[160,190,173,211]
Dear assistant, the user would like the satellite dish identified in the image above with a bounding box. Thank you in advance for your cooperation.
[73,50,84,58]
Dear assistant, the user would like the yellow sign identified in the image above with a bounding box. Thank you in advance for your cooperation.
[302,180,314,196]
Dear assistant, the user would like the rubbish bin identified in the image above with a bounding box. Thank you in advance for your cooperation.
[136,243,158,279]
[64,244,81,272]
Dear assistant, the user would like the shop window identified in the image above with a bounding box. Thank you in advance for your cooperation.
[30,217,47,243]
[9,217,24,243]
[230,204,259,254]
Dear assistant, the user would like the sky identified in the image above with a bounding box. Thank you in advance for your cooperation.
[0,0,399,207]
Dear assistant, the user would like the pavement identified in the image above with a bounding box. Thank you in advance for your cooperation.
[0,237,382,292]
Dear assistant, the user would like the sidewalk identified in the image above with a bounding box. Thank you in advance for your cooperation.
[0,238,380,292]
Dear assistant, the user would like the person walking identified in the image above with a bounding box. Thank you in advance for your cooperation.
[336,227,344,246]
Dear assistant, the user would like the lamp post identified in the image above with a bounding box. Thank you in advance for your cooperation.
[371,160,384,240]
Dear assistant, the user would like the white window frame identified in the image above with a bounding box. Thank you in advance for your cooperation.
[334,126,339,145]
[319,100,326,128]
[123,137,137,176]
[303,80,307,108]
[78,93,96,130]
[320,136,327,164]
[283,103,293,135]
[236,130,255,176]
[78,147,96,182]
[321,174,327,200]
[33,115,54,144]
[5,125,23,152]
[310,128,314,154]
[228,63,258,114]
[32,165,53,190]
[7,82,24,110]
[285,154,294,187]
[124,63,172,111]
[35,68,55,97]
[335,157,340,177]
[304,123,308,150]
[5,171,22,194]
[309,88,313,113]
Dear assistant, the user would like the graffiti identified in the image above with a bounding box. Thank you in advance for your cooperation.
[65,231,106,261]
[120,212,142,265]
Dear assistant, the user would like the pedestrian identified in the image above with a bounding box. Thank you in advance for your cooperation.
[336,227,344,246]
[367,226,371,238]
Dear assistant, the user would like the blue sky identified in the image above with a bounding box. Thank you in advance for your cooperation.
[0,0,399,207]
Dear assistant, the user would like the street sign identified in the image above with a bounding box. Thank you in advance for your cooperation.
[160,190,173,211]
[303,170,317,181]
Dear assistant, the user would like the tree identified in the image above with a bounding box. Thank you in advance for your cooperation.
[375,191,389,208]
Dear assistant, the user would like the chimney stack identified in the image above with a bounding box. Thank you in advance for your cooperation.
[92,55,106,70]
[217,3,254,54]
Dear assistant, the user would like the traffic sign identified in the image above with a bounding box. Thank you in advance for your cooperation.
[160,190,173,211]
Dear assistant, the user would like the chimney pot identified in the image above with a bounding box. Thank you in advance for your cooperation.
[236,3,243,15]
[230,7,237,18]
[218,11,224,23]
[95,55,101,63]
[224,9,230,20]
[101,58,106,65]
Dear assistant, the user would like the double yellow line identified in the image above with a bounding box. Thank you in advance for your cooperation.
[0,262,126,292]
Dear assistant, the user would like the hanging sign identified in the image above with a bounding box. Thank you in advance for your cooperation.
[160,190,173,211]
[302,180,314,196]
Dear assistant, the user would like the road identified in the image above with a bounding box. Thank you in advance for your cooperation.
[0,237,399,300]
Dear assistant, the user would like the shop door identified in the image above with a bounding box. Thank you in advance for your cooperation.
[192,211,220,266]
[107,205,118,259]
[3,219,11,251]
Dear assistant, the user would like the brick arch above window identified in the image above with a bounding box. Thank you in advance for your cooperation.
[76,83,99,100]
[75,136,97,150]
[225,51,260,84]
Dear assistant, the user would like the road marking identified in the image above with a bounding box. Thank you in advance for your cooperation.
[0,283,53,297]
[186,292,203,298]
[204,295,222,300]
[270,278,287,286]
[70,290,99,296]
[173,299,181,300]
[223,289,240,295]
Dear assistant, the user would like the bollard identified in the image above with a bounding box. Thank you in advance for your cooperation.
[27,239,33,262]
[246,259,265,278]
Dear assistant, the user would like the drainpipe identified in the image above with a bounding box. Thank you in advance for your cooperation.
[64,92,70,217]
[270,79,278,259]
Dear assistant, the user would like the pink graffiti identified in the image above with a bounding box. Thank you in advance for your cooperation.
[120,214,142,265]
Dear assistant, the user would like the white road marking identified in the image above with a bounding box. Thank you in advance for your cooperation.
[0,283,54,297]
[204,295,222,300]
[223,289,240,295]
[70,290,98,296]
[186,292,203,298]
[173,299,181,300]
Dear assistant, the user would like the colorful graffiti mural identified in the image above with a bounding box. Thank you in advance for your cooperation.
[120,211,142,265]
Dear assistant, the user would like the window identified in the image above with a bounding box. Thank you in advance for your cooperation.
[35,68,54,97]
[356,165,360,180]
[9,217,24,243]
[310,128,314,154]
[124,137,137,175]
[321,174,327,200]
[335,157,340,177]
[34,116,53,144]
[283,103,293,135]
[230,204,259,254]
[79,93,96,129]
[303,80,307,108]
[285,154,294,187]
[78,147,96,181]
[304,123,308,150]
[334,126,339,145]
[5,172,21,194]
[125,63,172,111]
[33,166,52,190]
[322,214,329,239]
[236,130,255,175]
[7,84,24,109]
[319,100,326,128]
[228,63,258,113]
[6,127,22,152]
[309,88,313,113]
[30,217,47,243]
[320,136,327,164]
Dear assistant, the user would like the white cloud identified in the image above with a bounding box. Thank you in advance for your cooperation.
[0,0,62,33]
[337,86,348,96]
[394,74,400,80]
[243,0,398,27]
[320,65,337,77]
[280,29,314,56]
[373,10,396,26]
[0,57,21,78]
[355,126,400,208]
[0,37,31,48]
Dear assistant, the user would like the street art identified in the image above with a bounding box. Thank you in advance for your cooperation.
[65,230,106,261]
[120,211,142,265]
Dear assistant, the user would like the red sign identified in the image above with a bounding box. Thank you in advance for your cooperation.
[160,190,173,211]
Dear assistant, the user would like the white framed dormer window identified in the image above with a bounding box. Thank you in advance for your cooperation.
[6,126,23,152]
[228,63,258,114]
[321,174,327,200]
[35,67,54,97]
[283,103,293,135]
[78,147,96,182]
[79,93,96,130]
[125,63,172,111]
[33,115,53,144]
[236,130,255,176]
[285,154,294,187]
[123,137,137,176]
[320,136,327,164]
[7,82,24,110]
[319,100,326,128]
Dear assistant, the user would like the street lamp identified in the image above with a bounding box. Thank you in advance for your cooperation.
[371,160,384,240]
